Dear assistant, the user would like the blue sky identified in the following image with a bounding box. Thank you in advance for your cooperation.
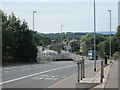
[1,0,119,33]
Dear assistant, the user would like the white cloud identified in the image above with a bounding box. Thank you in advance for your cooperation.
[1,1,118,33]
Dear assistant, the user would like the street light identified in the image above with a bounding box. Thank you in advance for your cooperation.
[61,24,64,52]
[108,10,112,61]
[33,11,36,61]
[94,0,96,72]
[33,11,36,32]
[61,24,64,35]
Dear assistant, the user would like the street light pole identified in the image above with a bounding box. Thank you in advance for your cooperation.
[61,24,64,52]
[33,11,36,32]
[94,0,96,72]
[108,10,112,61]
[33,11,36,61]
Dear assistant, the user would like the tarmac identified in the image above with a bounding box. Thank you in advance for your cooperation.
[48,59,119,89]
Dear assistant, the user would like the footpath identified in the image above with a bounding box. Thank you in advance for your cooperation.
[104,60,119,88]
[48,60,119,89]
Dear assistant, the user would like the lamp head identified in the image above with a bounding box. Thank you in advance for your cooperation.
[33,11,36,13]
[61,24,64,26]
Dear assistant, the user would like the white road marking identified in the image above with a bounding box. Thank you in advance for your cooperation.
[0,64,76,85]
[53,78,58,80]
[32,74,58,81]
[63,76,67,78]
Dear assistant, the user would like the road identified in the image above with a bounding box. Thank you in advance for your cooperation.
[2,59,101,88]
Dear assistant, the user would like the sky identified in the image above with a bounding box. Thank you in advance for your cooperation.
[1,0,119,33]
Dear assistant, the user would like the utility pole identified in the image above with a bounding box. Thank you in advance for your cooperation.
[94,0,96,72]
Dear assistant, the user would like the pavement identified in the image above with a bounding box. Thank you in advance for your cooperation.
[48,60,119,89]
[93,60,119,89]
[104,60,119,88]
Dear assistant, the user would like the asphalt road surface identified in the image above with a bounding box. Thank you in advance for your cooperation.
[2,59,101,88]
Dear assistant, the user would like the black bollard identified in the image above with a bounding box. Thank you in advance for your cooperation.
[77,62,80,83]
[103,60,104,78]
[83,59,85,78]
[81,61,83,80]
[101,61,103,83]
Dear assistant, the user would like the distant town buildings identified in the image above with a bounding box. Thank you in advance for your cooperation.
[37,38,82,61]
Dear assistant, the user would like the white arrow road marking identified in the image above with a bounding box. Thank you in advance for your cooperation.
[1,64,76,85]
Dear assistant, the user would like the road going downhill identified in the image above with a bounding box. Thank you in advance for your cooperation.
[2,59,101,88]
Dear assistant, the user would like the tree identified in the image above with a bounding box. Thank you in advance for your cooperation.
[2,11,16,63]
[2,11,38,63]
[81,33,105,56]
[69,40,80,53]
[116,25,120,51]
[115,25,120,59]
[14,20,37,62]
[2,10,52,63]
[34,33,51,47]
[98,35,118,58]
[98,40,109,58]
[111,36,118,55]
[98,41,105,58]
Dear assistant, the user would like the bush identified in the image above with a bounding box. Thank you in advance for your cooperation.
[113,52,120,60]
